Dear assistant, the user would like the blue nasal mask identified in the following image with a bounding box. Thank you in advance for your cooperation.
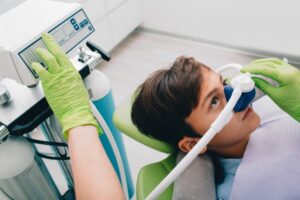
[224,85,256,112]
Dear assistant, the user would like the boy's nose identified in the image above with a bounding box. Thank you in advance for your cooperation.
[224,85,256,112]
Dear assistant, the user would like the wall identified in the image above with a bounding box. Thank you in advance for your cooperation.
[142,0,300,63]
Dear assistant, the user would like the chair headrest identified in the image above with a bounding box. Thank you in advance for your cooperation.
[113,95,176,153]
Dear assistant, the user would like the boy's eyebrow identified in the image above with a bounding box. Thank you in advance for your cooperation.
[201,74,223,107]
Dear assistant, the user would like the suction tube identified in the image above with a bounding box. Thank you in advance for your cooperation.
[145,75,254,200]
[90,102,129,200]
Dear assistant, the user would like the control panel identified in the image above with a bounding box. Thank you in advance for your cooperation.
[18,9,94,78]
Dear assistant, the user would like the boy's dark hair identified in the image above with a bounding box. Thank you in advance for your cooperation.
[131,56,209,146]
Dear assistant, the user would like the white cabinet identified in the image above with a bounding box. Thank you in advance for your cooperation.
[89,18,114,51]
[81,0,107,23]
[109,0,143,45]
[106,0,126,12]
[57,0,143,51]
[56,0,106,22]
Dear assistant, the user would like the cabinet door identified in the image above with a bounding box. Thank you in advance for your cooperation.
[106,0,126,12]
[109,0,142,45]
[89,18,113,52]
[81,0,107,23]
[58,0,107,23]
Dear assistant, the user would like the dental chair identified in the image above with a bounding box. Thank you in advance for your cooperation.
[113,63,255,200]
[113,95,217,200]
[113,95,177,200]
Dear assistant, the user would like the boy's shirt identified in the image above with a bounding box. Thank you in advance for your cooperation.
[216,95,286,200]
[230,96,300,199]
[216,158,241,200]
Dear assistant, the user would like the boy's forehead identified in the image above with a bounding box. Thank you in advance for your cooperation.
[199,69,222,100]
[201,68,221,87]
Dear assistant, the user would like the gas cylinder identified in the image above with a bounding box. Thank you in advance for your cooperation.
[0,125,61,200]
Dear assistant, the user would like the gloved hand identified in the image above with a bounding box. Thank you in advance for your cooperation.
[241,58,300,122]
[32,33,102,139]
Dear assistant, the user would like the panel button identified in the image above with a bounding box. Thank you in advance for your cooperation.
[74,24,80,31]
[70,18,76,25]
[88,26,93,31]
[80,22,85,28]
[83,19,89,25]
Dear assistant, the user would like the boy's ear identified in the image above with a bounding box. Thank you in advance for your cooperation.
[178,136,207,154]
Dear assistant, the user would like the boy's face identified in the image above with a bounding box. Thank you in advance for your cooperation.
[185,68,260,156]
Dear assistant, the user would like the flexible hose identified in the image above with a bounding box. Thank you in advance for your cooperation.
[145,88,242,200]
[90,102,129,200]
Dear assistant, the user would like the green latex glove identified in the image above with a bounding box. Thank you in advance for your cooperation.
[32,33,102,139]
[241,58,300,122]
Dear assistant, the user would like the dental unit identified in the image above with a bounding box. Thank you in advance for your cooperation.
[0,0,133,199]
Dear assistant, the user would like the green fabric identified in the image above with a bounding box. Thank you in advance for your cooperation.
[137,153,177,200]
[242,58,300,122]
[113,95,176,153]
[32,33,102,139]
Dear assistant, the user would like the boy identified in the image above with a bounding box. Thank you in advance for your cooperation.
[131,56,300,199]
[131,56,260,158]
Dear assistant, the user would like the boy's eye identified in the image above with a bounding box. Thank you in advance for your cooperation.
[211,97,220,109]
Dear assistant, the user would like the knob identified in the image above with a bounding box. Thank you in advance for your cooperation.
[86,41,111,61]
[0,125,9,143]
[0,85,10,105]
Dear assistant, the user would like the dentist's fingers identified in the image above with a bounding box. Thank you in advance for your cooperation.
[31,62,49,80]
[244,61,278,70]
[252,77,276,97]
[242,63,276,76]
[250,58,283,65]
[242,64,284,85]
[35,48,60,74]
[41,32,72,68]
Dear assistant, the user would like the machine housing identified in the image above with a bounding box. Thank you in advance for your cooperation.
[0,0,94,86]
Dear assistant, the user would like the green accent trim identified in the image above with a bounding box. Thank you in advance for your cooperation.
[113,95,176,153]
[137,153,177,200]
